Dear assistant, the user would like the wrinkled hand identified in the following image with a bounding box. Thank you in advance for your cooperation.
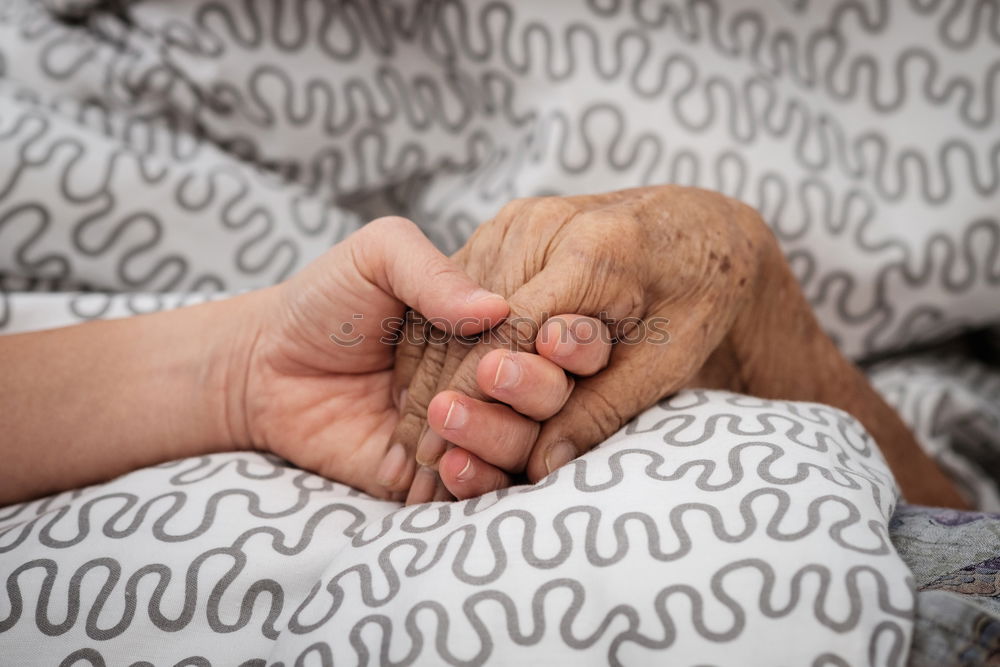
[385,185,778,504]
[383,312,615,502]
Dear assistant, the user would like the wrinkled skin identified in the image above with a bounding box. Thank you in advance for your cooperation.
[385,185,968,509]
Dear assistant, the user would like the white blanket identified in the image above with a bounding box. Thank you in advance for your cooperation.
[0,391,914,666]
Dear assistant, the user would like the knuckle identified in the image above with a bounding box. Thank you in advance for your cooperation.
[367,215,416,236]
[572,384,628,441]
[445,347,491,401]
[352,216,418,268]
[496,197,534,220]
[506,421,540,472]
[527,196,579,225]
[570,212,640,267]
[604,292,645,334]
[422,255,460,281]
[555,236,644,319]
[494,313,539,354]
[543,375,575,415]
[464,404,539,473]
[538,358,575,404]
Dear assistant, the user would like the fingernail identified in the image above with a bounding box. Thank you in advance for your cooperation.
[545,440,577,474]
[455,453,475,482]
[416,427,447,466]
[467,288,505,304]
[442,399,468,430]
[376,443,407,487]
[493,353,521,390]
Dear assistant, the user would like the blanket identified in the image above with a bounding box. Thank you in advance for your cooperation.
[1,1,999,664]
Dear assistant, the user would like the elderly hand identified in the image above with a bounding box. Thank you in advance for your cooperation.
[385,185,767,503]
[384,311,615,502]
[384,185,967,509]
[232,216,608,501]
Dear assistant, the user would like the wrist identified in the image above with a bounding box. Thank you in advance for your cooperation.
[690,213,835,398]
[731,237,844,400]
[726,249,967,506]
[143,294,259,457]
[205,288,274,452]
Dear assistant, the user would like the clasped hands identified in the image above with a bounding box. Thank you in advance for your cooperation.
[232,184,965,509]
[376,186,769,504]
[0,185,966,509]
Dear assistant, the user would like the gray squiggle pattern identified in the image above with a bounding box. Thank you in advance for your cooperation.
[0,0,997,356]
[870,351,1000,511]
[0,391,915,665]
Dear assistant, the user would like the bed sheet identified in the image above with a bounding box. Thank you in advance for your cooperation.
[1,390,914,666]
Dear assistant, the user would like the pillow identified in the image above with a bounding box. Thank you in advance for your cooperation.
[0,390,915,666]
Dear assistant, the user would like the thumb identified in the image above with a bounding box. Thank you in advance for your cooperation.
[353,216,509,335]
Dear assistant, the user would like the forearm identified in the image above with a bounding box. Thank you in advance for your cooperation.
[0,296,250,505]
[803,348,967,508]
[713,245,968,508]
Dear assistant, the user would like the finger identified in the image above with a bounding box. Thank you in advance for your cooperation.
[535,315,613,377]
[410,313,612,470]
[411,335,479,468]
[398,229,643,494]
[354,216,509,335]
[475,349,574,420]
[432,476,455,502]
[405,465,439,505]
[391,309,427,413]
[415,425,449,468]
[438,448,512,500]
[525,314,707,482]
[402,455,440,505]
[419,259,646,433]
[382,335,450,493]
[375,442,416,491]
[401,336,480,505]
[424,390,539,472]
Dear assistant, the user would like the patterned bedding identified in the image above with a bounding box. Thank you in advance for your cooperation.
[1,1,999,665]
[1,391,916,665]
